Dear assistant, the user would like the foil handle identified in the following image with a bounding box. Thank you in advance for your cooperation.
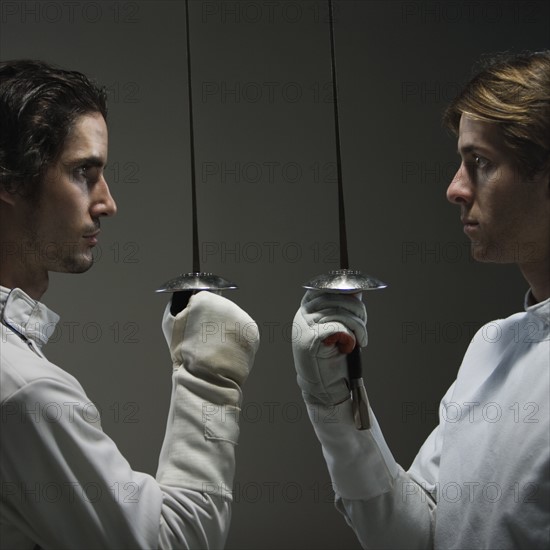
[347,347,371,430]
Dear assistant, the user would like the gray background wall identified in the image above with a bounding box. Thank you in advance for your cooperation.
[1,1,548,548]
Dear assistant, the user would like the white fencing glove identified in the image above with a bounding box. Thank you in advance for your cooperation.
[292,290,367,406]
[157,291,260,498]
[292,291,398,502]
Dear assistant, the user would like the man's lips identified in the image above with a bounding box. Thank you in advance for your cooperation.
[83,230,100,244]
[461,218,479,234]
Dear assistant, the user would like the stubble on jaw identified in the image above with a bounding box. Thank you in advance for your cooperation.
[469,238,548,265]
[19,195,95,275]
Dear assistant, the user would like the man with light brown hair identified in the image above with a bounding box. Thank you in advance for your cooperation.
[292,51,550,548]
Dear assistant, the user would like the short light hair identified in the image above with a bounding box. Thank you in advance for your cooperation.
[444,51,550,179]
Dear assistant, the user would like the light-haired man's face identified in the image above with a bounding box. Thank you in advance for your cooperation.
[446,114,550,266]
[20,112,117,275]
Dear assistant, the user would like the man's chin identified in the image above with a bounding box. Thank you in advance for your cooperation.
[55,254,95,274]
[470,241,516,264]
[471,242,493,263]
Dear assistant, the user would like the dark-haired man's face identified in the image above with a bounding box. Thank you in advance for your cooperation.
[446,114,550,266]
[21,112,117,275]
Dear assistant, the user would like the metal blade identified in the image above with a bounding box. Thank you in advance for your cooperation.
[301,1,387,430]
[156,0,236,294]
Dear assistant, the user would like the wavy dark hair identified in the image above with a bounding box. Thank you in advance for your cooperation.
[443,51,550,180]
[0,59,108,198]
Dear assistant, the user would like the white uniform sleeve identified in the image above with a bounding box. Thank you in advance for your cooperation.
[0,375,236,549]
[306,383,456,549]
[0,293,258,550]
[1,377,164,549]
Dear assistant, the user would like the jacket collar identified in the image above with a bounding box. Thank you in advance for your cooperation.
[524,289,550,327]
[0,286,60,348]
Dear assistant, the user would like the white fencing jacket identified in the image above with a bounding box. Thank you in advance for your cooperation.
[0,286,257,549]
[305,292,549,549]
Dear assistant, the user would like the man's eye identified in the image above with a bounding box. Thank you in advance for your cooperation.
[73,165,101,184]
[474,155,490,169]
[74,166,88,179]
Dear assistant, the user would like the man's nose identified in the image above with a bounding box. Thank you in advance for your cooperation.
[446,163,473,205]
[90,177,117,218]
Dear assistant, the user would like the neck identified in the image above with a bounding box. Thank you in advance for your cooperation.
[0,244,49,301]
[519,257,550,304]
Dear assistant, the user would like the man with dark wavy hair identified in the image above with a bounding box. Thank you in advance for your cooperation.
[292,51,550,549]
[0,60,259,548]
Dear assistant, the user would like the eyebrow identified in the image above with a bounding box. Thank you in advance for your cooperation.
[456,144,495,156]
[64,155,106,168]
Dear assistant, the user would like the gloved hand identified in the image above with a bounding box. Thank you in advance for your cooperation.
[157,291,260,496]
[292,290,367,406]
[162,291,259,405]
